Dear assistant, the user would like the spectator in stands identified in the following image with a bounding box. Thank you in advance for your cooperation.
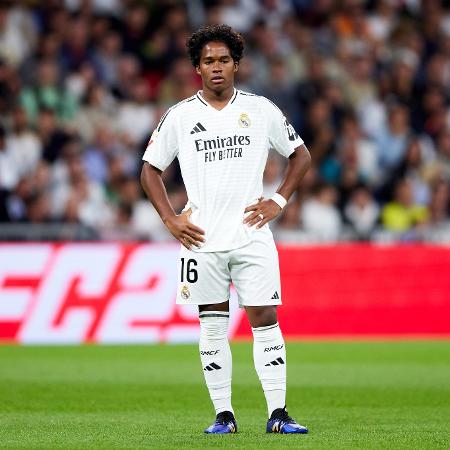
[157,57,199,106]
[381,178,429,236]
[37,107,71,164]
[260,56,300,128]
[116,76,156,146]
[428,178,450,224]
[23,190,52,224]
[321,112,379,188]
[65,62,98,104]
[379,137,432,206]
[0,124,18,192]
[83,124,118,185]
[344,183,379,240]
[7,162,51,223]
[0,58,19,117]
[20,59,78,124]
[60,15,94,73]
[0,2,37,68]
[425,178,450,243]
[92,30,123,88]
[52,145,113,227]
[19,32,62,86]
[301,97,335,166]
[424,129,450,182]
[301,182,342,242]
[367,0,398,44]
[72,83,117,144]
[6,106,42,177]
[343,51,376,111]
[215,0,259,34]
[375,103,412,174]
[120,3,150,58]
[111,53,141,101]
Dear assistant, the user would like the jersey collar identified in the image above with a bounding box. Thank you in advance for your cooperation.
[196,89,238,112]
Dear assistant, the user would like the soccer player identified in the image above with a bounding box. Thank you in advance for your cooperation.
[141,24,311,434]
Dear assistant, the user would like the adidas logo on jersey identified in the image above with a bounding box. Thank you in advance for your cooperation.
[265,357,285,367]
[190,122,207,134]
[271,291,280,300]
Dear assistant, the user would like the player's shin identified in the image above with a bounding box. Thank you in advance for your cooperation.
[199,311,233,415]
[252,322,286,417]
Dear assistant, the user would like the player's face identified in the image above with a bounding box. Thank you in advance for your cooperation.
[196,41,238,94]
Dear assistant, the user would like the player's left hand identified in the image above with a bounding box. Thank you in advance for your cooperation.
[243,198,282,229]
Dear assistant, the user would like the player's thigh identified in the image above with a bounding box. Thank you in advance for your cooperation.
[176,247,231,305]
[230,230,282,307]
[199,300,230,313]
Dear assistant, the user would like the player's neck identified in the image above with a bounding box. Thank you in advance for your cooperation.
[200,86,235,110]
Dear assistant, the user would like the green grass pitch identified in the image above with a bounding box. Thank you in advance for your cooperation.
[1,341,449,449]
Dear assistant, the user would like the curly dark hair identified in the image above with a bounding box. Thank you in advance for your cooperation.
[186,24,245,67]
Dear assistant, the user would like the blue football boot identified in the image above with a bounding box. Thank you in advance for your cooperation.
[204,411,237,434]
[266,407,308,434]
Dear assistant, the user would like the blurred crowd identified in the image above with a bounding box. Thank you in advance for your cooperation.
[0,0,450,243]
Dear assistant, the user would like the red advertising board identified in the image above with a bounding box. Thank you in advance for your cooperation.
[1,243,449,343]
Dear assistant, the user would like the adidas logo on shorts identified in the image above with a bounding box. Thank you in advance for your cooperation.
[271,291,280,300]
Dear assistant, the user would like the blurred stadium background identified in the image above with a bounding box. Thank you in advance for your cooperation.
[1,0,450,244]
[1,1,450,449]
[0,0,449,343]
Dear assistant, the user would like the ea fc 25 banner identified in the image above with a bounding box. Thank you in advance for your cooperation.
[0,243,450,344]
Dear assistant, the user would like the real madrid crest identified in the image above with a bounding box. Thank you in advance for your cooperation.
[238,113,251,128]
[181,285,190,300]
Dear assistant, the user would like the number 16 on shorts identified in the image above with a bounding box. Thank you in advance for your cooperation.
[177,256,198,303]
[180,257,198,283]
[176,248,232,305]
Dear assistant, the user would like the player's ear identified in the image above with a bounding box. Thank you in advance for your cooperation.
[196,65,201,75]
[234,62,238,73]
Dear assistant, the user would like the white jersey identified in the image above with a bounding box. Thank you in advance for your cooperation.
[142,89,304,252]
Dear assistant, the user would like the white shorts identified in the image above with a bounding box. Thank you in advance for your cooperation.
[176,228,282,307]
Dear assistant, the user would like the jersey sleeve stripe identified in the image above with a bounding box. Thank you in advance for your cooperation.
[156,109,171,131]
[239,91,285,116]
[262,97,284,115]
[156,96,196,131]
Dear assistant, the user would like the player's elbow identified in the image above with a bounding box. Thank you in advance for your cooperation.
[140,163,149,190]
[299,145,312,169]
[290,144,311,174]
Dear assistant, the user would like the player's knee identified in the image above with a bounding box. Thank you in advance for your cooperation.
[246,306,277,328]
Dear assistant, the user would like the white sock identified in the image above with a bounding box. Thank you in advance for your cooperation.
[199,311,233,415]
[252,322,286,417]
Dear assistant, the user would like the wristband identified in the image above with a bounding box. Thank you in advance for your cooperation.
[271,193,287,209]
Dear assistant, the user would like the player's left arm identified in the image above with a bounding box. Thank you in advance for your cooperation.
[244,144,311,228]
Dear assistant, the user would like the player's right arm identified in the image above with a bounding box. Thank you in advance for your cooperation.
[140,109,205,250]
[140,163,205,250]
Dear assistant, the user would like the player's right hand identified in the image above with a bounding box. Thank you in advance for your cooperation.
[164,209,205,250]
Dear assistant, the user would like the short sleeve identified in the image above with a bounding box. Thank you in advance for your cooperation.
[266,100,304,158]
[142,108,179,171]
